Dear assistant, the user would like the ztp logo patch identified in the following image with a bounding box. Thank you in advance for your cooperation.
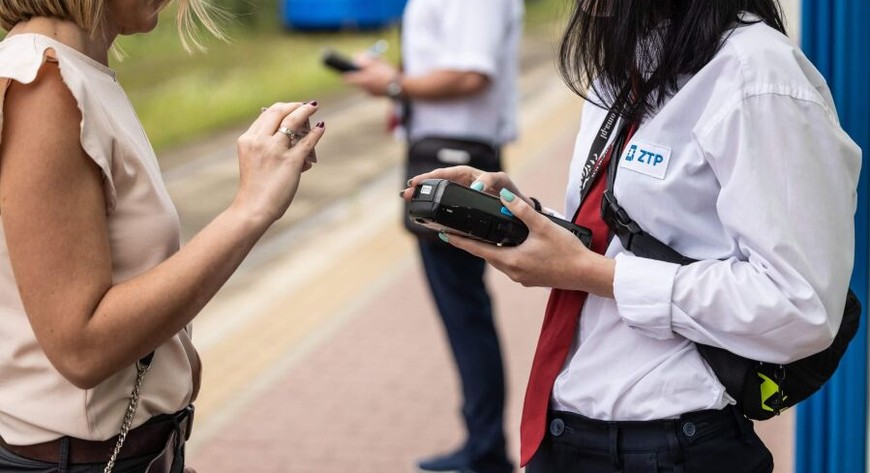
[619,139,672,180]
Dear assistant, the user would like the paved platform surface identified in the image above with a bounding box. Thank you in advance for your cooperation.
[165,31,796,473]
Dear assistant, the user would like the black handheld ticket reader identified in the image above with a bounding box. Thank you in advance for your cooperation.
[408,179,592,247]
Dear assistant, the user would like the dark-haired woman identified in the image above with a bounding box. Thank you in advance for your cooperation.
[403,0,861,471]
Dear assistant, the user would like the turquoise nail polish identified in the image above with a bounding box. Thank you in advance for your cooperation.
[438,232,449,243]
[500,206,514,217]
[471,181,485,191]
[500,188,516,202]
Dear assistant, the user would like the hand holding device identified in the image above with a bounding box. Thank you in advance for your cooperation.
[408,179,592,247]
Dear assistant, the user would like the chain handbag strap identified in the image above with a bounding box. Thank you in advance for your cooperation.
[103,355,153,473]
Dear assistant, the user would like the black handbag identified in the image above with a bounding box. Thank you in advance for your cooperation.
[403,136,501,238]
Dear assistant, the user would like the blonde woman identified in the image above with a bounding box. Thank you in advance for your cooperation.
[0,1,324,472]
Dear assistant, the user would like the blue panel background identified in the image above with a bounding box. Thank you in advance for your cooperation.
[798,0,869,472]
[281,0,407,30]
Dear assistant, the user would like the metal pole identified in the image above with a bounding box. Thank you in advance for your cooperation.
[797,0,869,472]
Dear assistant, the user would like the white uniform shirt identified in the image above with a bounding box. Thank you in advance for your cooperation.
[401,0,523,145]
[551,19,861,421]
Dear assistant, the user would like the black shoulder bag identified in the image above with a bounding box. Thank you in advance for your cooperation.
[599,120,862,420]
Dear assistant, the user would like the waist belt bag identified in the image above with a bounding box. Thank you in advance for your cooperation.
[404,136,501,238]
[693,295,859,420]
[600,120,862,420]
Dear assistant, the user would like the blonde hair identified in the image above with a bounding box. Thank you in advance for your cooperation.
[0,0,225,51]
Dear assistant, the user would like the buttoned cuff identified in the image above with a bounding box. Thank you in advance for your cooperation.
[613,253,681,340]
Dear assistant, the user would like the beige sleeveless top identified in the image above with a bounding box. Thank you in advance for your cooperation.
[0,34,200,445]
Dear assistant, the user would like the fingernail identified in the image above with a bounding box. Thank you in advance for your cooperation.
[309,100,319,107]
[470,181,484,191]
[500,188,516,202]
[500,206,514,217]
[406,179,414,187]
[315,121,325,128]
[261,106,268,112]
[399,190,405,197]
[438,232,449,243]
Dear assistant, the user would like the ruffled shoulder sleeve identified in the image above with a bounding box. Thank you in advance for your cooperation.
[0,34,119,212]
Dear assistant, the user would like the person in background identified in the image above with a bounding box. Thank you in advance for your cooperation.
[403,0,861,471]
[0,1,324,471]
[343,0,523,472]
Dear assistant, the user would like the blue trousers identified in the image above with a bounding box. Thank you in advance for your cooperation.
[419,239,512,473]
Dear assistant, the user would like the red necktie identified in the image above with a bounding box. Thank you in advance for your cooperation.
[519,124,636,466]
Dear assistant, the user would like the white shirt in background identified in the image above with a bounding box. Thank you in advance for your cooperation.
[401,0,523,145]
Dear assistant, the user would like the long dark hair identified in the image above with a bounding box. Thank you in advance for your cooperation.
[559,0,786,122]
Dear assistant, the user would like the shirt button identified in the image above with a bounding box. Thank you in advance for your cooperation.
[549,418,565,437]
[682,422,697,437]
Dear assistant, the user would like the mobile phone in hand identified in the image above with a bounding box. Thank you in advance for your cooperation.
[322,50,359,73]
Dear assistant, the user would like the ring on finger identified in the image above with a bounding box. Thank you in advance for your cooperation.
[277,126,296,140]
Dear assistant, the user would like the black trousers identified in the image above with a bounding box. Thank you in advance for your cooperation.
[418,240,512,473]
[0,407,191,473]
[526,407,773,473]
[0,444,186,473]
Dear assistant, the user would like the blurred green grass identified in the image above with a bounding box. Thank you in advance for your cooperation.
[110,0,566,152]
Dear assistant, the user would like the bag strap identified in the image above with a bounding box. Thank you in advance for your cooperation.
[598,123,861,419]
[600,124,698,266]
[596,126,789,416]
[103,352,154,473]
